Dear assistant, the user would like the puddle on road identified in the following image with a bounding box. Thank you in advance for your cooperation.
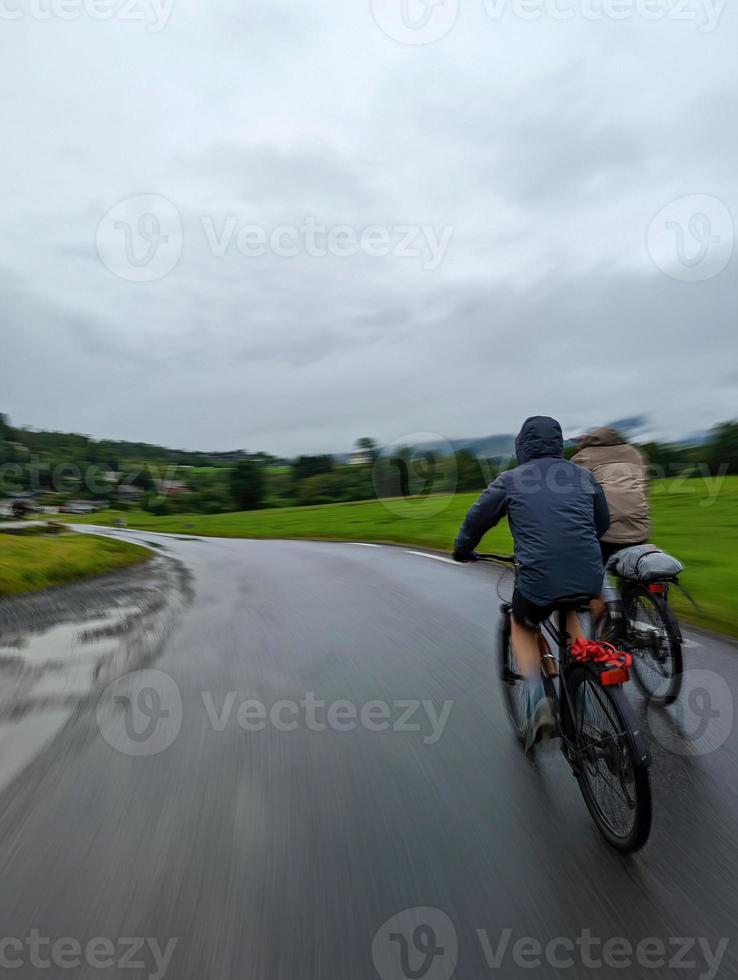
[0,606,142,665]
[0,554,192,793]
[0,556,190,716]
[0,709,72,793]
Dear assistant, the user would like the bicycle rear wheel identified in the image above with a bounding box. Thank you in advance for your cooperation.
[568,665,652,853]
[497,607,528,746]
[623,584,683,705]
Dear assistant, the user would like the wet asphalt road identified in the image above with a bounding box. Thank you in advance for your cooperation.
[0,531,737,979]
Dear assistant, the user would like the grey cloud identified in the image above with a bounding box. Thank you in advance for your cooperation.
[175,143,377,211]
[211,0,309,49]
[0,1,737,454]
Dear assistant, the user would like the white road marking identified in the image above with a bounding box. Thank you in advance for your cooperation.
[682,639,702,649]
[352,542,381,548]
[405,551,459,565]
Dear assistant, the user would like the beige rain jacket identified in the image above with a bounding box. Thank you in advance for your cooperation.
[572,428,650,544]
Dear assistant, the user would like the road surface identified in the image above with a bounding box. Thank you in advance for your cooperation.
[0,531,736,979]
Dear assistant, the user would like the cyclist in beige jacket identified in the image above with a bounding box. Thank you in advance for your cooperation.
[572,427,650,628]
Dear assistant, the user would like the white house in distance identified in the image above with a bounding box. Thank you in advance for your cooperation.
[348,450,373,466]
[60,501,102,515]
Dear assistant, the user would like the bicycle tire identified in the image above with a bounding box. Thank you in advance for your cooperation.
[567,664,652,853]
[497,606,528,746]
[622,584,683,705]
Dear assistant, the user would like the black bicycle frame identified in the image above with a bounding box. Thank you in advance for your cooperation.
[540,607,586,759]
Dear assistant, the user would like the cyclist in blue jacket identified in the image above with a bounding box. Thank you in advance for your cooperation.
[454,416,610,750]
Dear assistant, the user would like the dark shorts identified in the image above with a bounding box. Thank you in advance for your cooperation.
[511,589,598,628]
[600,540,647,565]
[511,590,560,628]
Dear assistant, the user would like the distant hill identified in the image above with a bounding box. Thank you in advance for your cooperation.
[0,412,275,469]
[360,433,516,462]
[0,410,716,471]
[372,416,670,461]
[446,434,516,459]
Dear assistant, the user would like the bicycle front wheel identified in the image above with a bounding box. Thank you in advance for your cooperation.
[568,665,652,853]
[623,584,683,705]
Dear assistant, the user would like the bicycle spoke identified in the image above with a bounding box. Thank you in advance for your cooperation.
[628,594,675,699]
[574,678,637,838]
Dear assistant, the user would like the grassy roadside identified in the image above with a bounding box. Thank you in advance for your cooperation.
[0,531,150,596]
[56,477,738,638]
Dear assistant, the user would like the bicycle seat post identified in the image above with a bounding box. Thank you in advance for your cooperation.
[558,607,569,656]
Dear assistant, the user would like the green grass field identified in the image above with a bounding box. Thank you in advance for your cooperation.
[0,532,150,596]
[57,477,738,637]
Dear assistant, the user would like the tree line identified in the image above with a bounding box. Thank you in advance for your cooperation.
[2,413,737,516]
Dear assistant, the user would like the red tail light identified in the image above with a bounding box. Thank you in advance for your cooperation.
[601,668,630,686]
[648,583,666,595]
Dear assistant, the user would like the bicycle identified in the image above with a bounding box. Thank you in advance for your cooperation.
[604,577,684,707]
[477,553,653,854]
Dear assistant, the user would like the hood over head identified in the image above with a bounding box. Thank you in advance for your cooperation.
[515,416,564,464]
[577,427,626,450]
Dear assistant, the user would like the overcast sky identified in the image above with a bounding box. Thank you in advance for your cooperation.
[1,0,736,455]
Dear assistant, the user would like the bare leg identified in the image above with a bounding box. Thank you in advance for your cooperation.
[513,612,584,675]
[511,617,543,681]
[512,616,557,747]
[567,611,585,643]
[590,598,606,623]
